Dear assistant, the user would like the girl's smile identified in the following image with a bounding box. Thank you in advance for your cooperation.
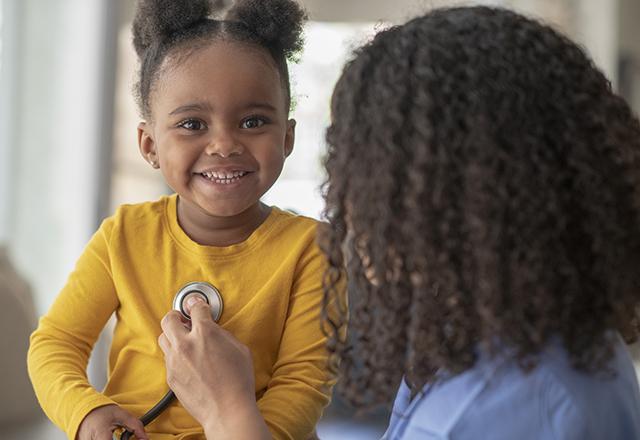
[194,167,255,191]
[198,169,251,185]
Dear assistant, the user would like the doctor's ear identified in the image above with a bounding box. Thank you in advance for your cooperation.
[284,119,296,157]
[138,121,159,168]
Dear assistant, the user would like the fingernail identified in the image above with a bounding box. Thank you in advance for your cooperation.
[185,294,206,315]
[186,295,205,308]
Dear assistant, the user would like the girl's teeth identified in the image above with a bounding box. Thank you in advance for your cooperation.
[201,171,247,183]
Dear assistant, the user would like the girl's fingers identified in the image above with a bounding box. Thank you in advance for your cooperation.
[96,430,114,440]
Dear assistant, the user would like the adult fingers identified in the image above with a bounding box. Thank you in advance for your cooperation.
[182,293,206,317]
[160,310,189,345]
[157,332,171,355]
[188,298,217,332]
[113,411,148,440]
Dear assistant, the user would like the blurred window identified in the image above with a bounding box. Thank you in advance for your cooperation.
[263,22,377,218]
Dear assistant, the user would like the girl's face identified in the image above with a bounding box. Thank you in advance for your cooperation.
[138,41,295,218]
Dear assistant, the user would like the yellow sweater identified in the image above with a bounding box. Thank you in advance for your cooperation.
[28,195,336,440]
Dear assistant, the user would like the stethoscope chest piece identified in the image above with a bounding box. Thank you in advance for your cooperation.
[173,281,223,322]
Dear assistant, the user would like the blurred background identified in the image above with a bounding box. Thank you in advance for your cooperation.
[1,0,639,438]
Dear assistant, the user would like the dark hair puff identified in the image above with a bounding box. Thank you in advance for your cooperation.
[227,0,307,61]
[132,0,224,57]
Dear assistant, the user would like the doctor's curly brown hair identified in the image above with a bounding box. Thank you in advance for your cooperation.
[319,6,640,409]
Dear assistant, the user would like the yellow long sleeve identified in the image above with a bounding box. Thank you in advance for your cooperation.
[28,195,338,439]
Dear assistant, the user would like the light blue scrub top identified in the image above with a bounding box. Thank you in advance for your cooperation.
[384,333,640,440]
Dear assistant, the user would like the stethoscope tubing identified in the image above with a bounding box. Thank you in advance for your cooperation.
[120,390,176,440]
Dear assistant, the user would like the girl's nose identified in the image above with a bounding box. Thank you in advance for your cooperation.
[205,131,244,158]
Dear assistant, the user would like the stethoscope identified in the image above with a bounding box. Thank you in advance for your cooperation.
[118,281,223,440]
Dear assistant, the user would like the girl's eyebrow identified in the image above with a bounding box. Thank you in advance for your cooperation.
[168,102,278,116]
[242,102,278,113]
[169,102,211,116]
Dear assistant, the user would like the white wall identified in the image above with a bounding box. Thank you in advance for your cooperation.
[300,0,506,22]
[4,0,111,315]
[619,0,640,112]
[575,0,619,86]
[0,0,18,245]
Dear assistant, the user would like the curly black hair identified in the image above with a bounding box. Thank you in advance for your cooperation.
[320,6,640,409]
[131,0,306,118]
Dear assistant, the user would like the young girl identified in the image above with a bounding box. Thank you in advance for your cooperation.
[155,5,640,440]
[27,1,338,439]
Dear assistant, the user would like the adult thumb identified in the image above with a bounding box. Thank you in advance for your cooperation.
[184,294,207,317]
[188,297,216,327]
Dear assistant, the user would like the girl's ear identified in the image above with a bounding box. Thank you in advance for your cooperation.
[284,119,296,158]
[138,121,159,168]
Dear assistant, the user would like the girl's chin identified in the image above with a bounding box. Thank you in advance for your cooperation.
[196,200,259,218]
[177,188,263,218]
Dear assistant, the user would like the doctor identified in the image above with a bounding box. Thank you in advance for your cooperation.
[158,6,640,440]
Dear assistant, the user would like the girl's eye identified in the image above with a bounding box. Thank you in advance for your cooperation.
[177,119,206,131]
[240,117,266,129]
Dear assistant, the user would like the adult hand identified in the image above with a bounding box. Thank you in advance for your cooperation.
[158,296,271,439]
[76,404,147,440]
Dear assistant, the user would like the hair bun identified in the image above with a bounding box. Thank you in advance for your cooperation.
[226,0,306,60]
[132,0,226,57]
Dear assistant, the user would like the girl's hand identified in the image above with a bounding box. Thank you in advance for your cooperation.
[158,297,271,439]
[76,404,147,440]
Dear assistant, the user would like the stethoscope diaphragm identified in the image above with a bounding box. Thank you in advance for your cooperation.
[172,281,223,322]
